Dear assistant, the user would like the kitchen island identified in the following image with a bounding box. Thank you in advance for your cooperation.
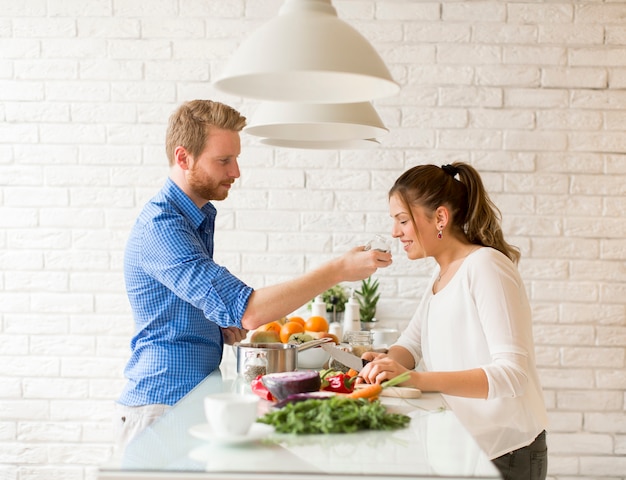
[99,352,501,480]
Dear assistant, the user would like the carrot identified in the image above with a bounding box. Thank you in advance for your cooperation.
[346,371,411,401]
[346,383,382,400]
[346,368,359,378]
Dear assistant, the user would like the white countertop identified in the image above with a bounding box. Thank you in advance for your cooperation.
[99,349,501,479]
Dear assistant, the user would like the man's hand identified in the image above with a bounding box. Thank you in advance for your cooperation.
[339,246,393,282]
[221,326,248,345]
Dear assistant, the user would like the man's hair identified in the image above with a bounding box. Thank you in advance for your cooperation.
[165,100,247,166]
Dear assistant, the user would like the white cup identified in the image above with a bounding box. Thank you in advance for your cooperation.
[371,328,399,349]
[364,234,391,253]
[204,392,260,437]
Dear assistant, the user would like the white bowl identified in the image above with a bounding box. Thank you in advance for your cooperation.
[297,347,331,370]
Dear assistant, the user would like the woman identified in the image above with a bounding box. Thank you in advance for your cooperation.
[359,163,548,480]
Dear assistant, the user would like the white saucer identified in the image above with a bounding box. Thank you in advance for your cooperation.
[188,422,274,446]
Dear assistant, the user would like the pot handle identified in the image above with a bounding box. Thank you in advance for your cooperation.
[297,337,333,352]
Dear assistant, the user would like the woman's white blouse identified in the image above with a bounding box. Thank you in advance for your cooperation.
[394,247,548,459]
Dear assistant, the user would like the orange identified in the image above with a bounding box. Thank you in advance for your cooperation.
[280,321,305,343]
[257,321,281,335]
[305,315,329,333]
[288,316,305,327]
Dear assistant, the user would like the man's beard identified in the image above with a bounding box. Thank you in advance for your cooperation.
[187,167,232,202]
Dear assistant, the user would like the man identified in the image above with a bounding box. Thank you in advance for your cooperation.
[115,100,392,447]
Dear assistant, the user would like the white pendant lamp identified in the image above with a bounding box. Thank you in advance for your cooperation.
[213,0,399,103]
[244,102,388,142]
[258,138,380,150]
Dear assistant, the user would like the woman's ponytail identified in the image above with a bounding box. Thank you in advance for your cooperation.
[454,163,520,264]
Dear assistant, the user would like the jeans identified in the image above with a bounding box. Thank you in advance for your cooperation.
[492,431,547,480]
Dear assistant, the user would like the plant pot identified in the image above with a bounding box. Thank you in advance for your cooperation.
[360,320,378,331]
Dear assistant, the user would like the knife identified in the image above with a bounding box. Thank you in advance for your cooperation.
[321,343,369,372]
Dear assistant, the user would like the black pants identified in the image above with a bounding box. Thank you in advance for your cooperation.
[492,431,547,480]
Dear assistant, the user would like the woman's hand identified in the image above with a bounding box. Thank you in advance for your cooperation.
[354,351,388,384]
[359,356,412,386]
[362,350,387,362]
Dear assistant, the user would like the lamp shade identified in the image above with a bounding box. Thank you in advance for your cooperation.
[258,138,381,150]
[213,0,399,103]
[244,102,388,142]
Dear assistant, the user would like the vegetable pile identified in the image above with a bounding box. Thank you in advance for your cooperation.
[257,395,411,434]
[251,369,413,434]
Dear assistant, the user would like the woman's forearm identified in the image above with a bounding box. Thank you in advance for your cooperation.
[369,346,488,398]
[410,368,489,399]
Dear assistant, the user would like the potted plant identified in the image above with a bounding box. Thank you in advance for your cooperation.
[356,277,380,330]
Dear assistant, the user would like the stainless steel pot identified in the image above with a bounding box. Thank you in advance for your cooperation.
[234,338,331,382]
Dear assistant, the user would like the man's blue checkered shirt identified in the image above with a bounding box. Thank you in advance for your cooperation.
[118,179,253,406]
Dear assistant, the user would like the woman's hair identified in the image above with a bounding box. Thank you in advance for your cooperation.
[165,100,247,166]
[389,162,521,264]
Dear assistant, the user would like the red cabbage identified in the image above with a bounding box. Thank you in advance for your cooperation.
[260,371,321,402]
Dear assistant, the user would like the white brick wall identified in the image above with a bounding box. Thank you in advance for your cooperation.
[0,1,624,479]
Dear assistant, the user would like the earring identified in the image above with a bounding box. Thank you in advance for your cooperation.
[437,229,443,240]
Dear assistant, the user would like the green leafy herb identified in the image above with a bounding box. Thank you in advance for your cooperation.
[257,395,411,434]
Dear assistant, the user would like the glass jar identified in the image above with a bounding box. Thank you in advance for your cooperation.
[344,330,373,357]
[241,351,268,383]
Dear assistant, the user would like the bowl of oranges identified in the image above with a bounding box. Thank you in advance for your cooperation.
[249,315,339,370]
